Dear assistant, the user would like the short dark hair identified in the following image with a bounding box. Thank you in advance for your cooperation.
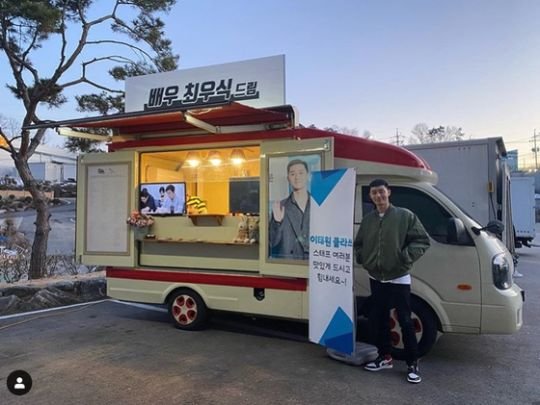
[159,186,165,193]
[166,184,175,193]
[368,178,389,189]
[287,159,308,173]
[140,188,150,198]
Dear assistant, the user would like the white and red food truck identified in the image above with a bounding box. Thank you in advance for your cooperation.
[28,101,523,357]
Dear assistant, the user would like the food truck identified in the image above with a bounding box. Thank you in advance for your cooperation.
[26,57,523,358]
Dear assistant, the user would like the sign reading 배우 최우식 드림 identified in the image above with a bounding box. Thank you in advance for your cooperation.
[124,55,285,112]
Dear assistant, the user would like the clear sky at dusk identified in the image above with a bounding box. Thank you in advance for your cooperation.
[1,0,539,167]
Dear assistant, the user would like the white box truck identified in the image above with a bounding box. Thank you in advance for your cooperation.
[407,138,516,257]
[510,176,536,247]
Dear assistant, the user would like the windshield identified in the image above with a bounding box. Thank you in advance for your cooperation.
[433,186,482,227]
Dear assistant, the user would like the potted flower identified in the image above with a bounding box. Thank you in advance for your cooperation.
[127,210,155,240]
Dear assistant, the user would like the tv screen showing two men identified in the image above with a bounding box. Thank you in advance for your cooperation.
[140,183,186,215]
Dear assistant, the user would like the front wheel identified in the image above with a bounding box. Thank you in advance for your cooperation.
[168,288,209,331]
[390,297,438,359]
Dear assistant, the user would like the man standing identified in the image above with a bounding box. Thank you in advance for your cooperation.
[354,179,430,384]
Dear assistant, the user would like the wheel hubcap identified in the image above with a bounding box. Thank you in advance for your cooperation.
[390,309,423,348]
[172,295,197,325]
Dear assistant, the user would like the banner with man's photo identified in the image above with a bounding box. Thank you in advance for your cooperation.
[267,154,321,261]
[308,168,356,355]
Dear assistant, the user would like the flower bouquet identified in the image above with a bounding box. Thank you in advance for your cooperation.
[127,211,154,240]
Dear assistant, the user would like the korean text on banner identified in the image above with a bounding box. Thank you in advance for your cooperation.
[308,168,356,355]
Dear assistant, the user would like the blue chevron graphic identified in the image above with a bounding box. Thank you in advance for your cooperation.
[318,306,354,354]
[311,169,347,206]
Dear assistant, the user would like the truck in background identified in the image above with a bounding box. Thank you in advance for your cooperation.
[510,176,536,247]
[407,138,516,257]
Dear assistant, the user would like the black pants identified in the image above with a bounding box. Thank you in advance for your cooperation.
[368,278,418,365]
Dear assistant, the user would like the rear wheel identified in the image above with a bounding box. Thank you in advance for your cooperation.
[168,289,208,331]
[390,297,438,359]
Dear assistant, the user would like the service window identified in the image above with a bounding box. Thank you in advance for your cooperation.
[139,146,260,216]
[361,186,453,244]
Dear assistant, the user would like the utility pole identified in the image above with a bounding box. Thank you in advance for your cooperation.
[532,129,539,170]
[395,128,403,146]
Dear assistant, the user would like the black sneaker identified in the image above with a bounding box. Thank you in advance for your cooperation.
[364,355,393,371]
[407,362,421,384]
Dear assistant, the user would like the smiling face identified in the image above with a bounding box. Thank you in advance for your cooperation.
[287,163,308,192]
[369,184,391,212]
[166,190,175,200]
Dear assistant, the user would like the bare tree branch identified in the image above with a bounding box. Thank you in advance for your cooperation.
[27,127,47,157]
[18,28,40,82]
[59,55,137,91]
[86,40,154,61]
[82,79,124,94]
[51,2,123,84]
[59,8,68,70]
[0,25,31,108]
[77,1,87,24]
[112,16,161,56]
[60,77,123,94]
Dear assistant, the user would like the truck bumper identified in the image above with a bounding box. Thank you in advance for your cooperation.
[481,284,524,334]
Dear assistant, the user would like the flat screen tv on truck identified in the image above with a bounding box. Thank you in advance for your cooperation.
[26,102,524,358]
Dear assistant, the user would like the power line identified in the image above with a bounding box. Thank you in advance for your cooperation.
[505,138,532,144]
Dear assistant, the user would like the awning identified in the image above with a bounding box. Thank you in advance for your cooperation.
[24,103,297,140]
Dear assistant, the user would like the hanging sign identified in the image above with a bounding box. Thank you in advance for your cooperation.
[125,55,285,112]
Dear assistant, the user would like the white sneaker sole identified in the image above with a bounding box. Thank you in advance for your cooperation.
[364,364,393,371]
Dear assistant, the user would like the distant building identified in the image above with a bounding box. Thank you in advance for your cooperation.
[0,144,77,183]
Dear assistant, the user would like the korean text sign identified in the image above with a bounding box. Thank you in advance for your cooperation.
[125,55,285,112]
[308,168,356,355]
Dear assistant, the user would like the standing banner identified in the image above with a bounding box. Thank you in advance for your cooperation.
[308,168,356,355]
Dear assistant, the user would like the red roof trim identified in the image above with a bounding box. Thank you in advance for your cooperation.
[110,127,429,169]
[106,267,308,291]
[293,128,429,169]
[109,129,295,151]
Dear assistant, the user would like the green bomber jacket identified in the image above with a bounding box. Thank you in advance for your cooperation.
[353,204,430,281]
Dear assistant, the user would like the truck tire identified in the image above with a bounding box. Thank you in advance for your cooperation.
[390,297,438,360]
[168,288,209,331]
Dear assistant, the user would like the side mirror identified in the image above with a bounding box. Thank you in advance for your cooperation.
[485,220,504,235]
[447,218,469,245]
[472,219,504,237]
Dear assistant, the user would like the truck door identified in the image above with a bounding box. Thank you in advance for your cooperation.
[357,184,482,333]
[76,151,138,267]
[259,137,334,278]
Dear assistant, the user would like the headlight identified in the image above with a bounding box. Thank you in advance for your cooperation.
[492,253,512,290]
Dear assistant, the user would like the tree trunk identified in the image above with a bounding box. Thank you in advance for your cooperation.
[14,157,50,280]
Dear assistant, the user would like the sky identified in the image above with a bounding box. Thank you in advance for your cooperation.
[1,0,539,168]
